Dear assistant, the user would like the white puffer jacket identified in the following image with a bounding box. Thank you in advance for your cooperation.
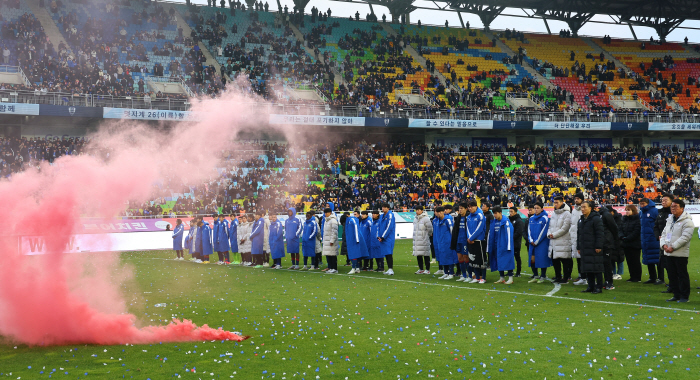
[263,216,271,252]
[548,204,572,259]
[238,221,252,253]
[412,213,433,256]
[315,217,323,253]
[569,204,583,258]
[322,214,339,256]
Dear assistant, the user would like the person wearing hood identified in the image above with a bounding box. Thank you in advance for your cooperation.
[378,203,396,275]
[547,197,572,284]
[488,206,515,284]
[322,208,340,273]
[466,200,488,283]
[238,214,252,266]
[250,210,265,267]
[228,213,240,264]
[262,211,271,267]
[197,220,213,264]
[285,207,303,269]
[340,212,350,267]
[434,206,457,279]
[347,210,369,274]
[172,218,185,260]
[578,201,605,294]
[639,198,662,283]
[654,193,674,287]
[660,198,694,302]
[413,205,433,274]
[570,194,585,285]
[301,211,318,270]
[528,202,551,283]
[508,207,525,277]
[370,210,384,272]
[214,214,230,265]
[619,204,642,282]
[269,214,285,269]
[359,210,373,271]
[186,219,197,261]
[481,202,494,242]
[596,204,619,290]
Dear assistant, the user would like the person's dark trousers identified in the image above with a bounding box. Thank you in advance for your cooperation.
[376,258,385,271]
[417,256,430,271]
[587,272,604,290]
[624,247,642,281]
[658,250,667,283]
[553,258,564,280]
[576,257,584,279]
[603,251,614,284]
[363,258,373,270]
[647,263,662,281]
[327,256,338,271]
[557,258,573,280]
[513,243,522,275]
[666,256,690,300]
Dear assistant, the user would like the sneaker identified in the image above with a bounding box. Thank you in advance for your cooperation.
[469,278,479,284]
[422,270,430,275]
[537,278,547,284]
[195,259,202,263]
[505,277,514,284]
[202,261,209,264]
[348,268,357,274]
[415,270,424,274]
[313,267,320,270]
[322,268,330,272]
[274,265,282,269]
[494,278,506,284]
[613,274,622,280]
[327,269,337,274]
[604,284,615,290]
[430,259,437,264]
[300,265,309,271]
[189,258,196,262]
[643,279,656,284]
[528,277,539,283]
[434,270,444,275]
[456,277,466,282]
[254,265,263,268]
[438,274,448,279]
[288,265,295,269]
[217,261,223,265]
[654,280,666,285]
[374,268,383,272]
[478,279,486,284]
[384,269,394,275]
[573,278,588,286]
[263,262,270,267]
[445,275,454,280]
[513,273,521,278]
[557,279,569,284]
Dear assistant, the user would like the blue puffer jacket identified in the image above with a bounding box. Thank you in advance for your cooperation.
[269,220,285,259]
[285,208,302,254]
[528,212,552,268]
[640,200,660,265]
[229,217,239,253]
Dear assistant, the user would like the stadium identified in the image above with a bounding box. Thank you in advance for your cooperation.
[1,0,700,378]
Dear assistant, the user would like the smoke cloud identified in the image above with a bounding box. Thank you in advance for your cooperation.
[0,86,290,346]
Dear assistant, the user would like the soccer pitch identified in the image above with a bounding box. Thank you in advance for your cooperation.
[2,239,699,379]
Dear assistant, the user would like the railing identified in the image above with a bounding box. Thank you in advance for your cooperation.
[146,76,196,98]
[0,65,30,86]
[0,89,190,110]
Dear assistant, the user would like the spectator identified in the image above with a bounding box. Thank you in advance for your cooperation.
[660,199,694,302]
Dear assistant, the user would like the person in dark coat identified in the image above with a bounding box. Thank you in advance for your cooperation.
[509,207,525,277]
[654,194,674,288]
[619,204,642,282]
[609,207,624,279]
[639,198,661,283]
[578,201,605,294]
[340,212,350,265]
[597,205,619,290]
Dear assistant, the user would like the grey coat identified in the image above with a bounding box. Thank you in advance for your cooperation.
[412,213,433,256]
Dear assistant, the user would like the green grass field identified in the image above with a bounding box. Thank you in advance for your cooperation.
[2,239,700,379]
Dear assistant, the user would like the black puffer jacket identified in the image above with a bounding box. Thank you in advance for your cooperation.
[654,206,672,242]
[618,215,641,250]
[598,207,619,254]
[577,211,605,274]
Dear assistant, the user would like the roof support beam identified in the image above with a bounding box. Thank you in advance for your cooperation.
[533,9,594,37]
[543,17,551,35]
[445,2,504,31]
[622,16,684,43]
[628,23,638,40]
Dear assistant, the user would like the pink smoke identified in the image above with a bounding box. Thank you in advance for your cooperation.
[0,87,273,346]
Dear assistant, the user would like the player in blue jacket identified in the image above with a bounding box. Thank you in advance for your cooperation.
[250,210,265,267]
[359,211,373,271]
[301,211,318,270]
[378,203,396,275]
[269,214,285,269]
[228,213,239,264]
[285,207,303,269]
[346,211,369,274]
[172,219,184,260]
[466,200,488,282]
[214,214,230,265]
[369,210,384,272]
[196,220,213,264]
[528,202,552,283]
[186,219,197,261]
[434,206,458,279]
[487,206,516,284]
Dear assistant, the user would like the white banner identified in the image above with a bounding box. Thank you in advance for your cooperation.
[649,123,700,131]
[269,114,364,126]
[103,108,195,121]
[408,119,493,129]
[0,102,40,115]
[533,121,610,130]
